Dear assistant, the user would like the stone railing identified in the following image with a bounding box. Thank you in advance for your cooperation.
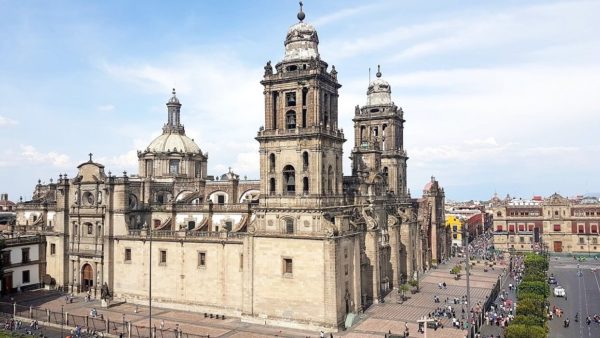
[125,230,246,242]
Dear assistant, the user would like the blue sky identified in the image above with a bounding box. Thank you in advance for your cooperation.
[0,0,599,201]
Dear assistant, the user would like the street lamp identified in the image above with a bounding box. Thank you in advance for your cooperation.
[462,224,472,330]
[61,304,64,338]
[122,313,126,337]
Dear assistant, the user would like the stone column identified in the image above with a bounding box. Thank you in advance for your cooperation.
[388,224,401,290]
[94,261,99,298]
[365,230,381,303]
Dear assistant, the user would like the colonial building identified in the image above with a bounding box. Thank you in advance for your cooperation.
[13,5,448,332]
[0,234,45,294]
[491,193,600,254]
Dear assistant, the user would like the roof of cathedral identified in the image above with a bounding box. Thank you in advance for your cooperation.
[147,133,201,154]
[283,2,320,61]
[366,65,392,106]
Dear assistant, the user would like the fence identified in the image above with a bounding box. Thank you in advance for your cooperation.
[0,301,209,338]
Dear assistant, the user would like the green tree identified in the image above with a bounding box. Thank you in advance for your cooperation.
[515,298,545,318]
[518,281,549,298]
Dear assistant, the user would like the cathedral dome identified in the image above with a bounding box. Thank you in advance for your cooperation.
[146,133,201,154]
[366,65,392,106]
[283,3,320,61]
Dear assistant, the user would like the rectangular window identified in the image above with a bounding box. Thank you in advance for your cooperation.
[593,238,598,245]
[302,109,307,128]
[50,244,56,255]
[22,248,30,263]
[2,252,9,266]
[344,248,348,259]
[217,195,225,205]
[592,225,599,233]
[578,225,585,233]
[452,225,458,232]
[553,224,561,232]
[239,253,243,271]
[159,250,167,265]
[87,224,93,235]
[283,258,293,275]
[519,236,525,243]
[22,270,30,284]
[225,221,233,231]
[579,237,585,244]
[344,264,349,276]
[518,224,525,232]
[169,159,180,175]
[528,224,534,231]
[198,252,206,268]
[124,248,132,263]
[508,224,515,233]
[496,225,503,232]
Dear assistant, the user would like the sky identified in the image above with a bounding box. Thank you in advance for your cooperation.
[0,0,599,202]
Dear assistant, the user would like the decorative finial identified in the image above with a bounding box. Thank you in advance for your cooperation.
[172,88,176,95]
[89,153,93,162]
[297,1,305,22]
[376,65,382,78]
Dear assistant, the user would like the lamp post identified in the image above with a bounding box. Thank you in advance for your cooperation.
[463,224,472,331]
[122,313,126,337]
[61,304,64,338]
[148,223,153,338]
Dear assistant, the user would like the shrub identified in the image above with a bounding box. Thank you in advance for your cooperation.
[512,315,545,327]
[450,265,462,274]
[505,324,546,338]
[517,292,544,302]
[515,298,545,318]
[518,281,549,298]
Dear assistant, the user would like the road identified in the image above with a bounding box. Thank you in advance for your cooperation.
[547,257,600,338]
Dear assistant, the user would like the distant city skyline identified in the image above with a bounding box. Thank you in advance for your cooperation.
[0,0,598,201]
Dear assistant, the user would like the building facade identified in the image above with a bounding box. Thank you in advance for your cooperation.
[491,193,600,255]
[12,5,449,332]
[0,234,45,294]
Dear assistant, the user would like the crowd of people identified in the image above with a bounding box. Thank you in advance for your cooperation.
[3,319,40,336]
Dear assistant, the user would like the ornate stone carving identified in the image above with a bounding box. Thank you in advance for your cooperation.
[361,205,378,230]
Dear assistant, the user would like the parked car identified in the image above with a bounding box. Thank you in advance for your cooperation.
[548,276,557,284]
[554,286,566,297]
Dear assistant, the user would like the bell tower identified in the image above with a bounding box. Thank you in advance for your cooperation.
[256,3,344,212]
[244,3,356,332]
[351,66,408,197]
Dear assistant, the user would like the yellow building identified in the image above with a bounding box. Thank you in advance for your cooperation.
[446,215,464,248]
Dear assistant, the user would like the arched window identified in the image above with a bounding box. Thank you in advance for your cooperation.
[302,151,309,171]
[303,177,309,194]
[269,178,276,195]
[383,167,389,182]
[286,110,296,129]
[285,218,294,234]
[283,165,296,194]
[269,153,276,173]
[327,165,334,194]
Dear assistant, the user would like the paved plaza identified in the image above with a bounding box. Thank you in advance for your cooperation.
[3,257,503,338]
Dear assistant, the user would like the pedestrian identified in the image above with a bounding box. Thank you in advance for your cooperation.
[320,330,325,338]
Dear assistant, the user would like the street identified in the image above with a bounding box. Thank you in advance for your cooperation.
[547,257,600,338]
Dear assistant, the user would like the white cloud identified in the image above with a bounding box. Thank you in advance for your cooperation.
[0,116,18,126]
[19,145,71,167]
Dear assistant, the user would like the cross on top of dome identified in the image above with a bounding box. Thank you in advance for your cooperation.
[298,1,305,22]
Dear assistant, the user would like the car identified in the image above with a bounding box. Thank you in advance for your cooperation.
[548,276,557,284]
[554,286,566,297]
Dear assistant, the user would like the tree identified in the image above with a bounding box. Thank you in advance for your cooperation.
[399,284,410,301]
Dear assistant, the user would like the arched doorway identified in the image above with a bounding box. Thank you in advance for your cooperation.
[81,264,94,291]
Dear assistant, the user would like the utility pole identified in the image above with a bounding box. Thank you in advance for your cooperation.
[464,224,472,332]
[148,224,153,338]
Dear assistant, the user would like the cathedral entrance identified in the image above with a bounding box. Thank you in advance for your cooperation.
[81,264,94,291]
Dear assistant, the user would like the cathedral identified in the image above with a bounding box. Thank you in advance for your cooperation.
[14,5,448,332]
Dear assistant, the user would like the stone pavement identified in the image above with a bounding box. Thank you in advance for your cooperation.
[348,257,505,338]
[4,257,504,338]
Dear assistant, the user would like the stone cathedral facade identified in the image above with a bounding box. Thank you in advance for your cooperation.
[13,6,449,332]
